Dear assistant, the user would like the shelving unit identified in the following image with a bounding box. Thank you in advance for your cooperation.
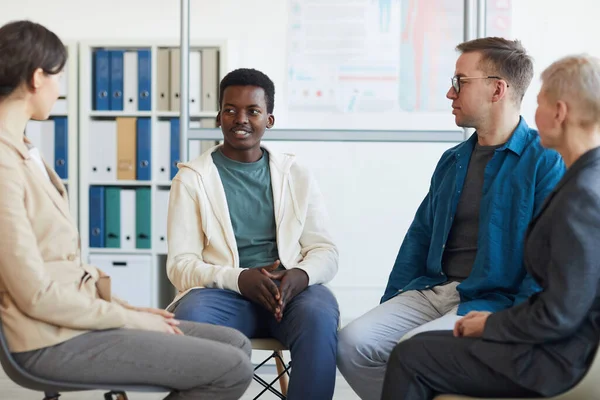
[78,39,227,308]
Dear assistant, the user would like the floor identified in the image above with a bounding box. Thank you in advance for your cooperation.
[0,367,361,399]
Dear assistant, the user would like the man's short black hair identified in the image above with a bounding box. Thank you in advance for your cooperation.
[219,68,275,113]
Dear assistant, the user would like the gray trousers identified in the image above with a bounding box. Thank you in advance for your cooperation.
[13,321,254,400]
[337,282,461,400]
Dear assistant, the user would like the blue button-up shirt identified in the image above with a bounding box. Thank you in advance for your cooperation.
[382,117,566,315]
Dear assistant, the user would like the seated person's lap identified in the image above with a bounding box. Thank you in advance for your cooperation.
[172,285,339,342]
[339,283,460,360]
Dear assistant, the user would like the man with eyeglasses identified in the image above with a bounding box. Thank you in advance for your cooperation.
[337,37,566,400]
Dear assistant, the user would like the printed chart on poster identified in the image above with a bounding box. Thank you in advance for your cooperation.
[285,0,511,131]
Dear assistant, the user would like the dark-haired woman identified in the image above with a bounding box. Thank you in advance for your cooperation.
[0,20,253,400]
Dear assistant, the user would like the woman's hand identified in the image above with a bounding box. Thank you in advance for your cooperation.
[124,309,184,335]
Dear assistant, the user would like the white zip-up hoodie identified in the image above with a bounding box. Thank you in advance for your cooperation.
[166,145,339,307]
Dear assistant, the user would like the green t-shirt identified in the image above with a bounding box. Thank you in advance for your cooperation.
[212,149,280,269]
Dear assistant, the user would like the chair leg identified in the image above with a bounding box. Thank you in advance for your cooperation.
[274,350,289,396]
[42,393,60,400]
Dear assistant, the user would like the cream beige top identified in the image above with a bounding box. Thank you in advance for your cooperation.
[0,130,132,353]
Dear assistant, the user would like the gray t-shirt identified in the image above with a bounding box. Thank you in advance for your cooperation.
[212,149,280,269]
[442,142,503,281]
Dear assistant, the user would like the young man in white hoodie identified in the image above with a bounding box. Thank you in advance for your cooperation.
[166,68,340,400]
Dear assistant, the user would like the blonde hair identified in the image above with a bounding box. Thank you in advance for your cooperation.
[541,54,600,127]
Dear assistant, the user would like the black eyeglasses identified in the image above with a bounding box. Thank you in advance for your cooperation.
[451,75,509,94]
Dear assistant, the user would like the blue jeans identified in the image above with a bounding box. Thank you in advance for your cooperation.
[172,284,340,400]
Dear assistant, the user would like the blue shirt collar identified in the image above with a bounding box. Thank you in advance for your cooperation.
[457,116,531,158]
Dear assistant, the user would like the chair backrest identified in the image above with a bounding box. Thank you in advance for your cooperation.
[0,318,57,392]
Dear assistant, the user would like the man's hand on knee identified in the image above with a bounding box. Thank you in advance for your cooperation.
[261,268,309,322]
[238,261,282,314]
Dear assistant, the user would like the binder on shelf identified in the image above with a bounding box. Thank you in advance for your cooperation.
[116,117,137,180]
[137,49,151,111]
[136,118,151,180]
[109,50,124,111]
[89,120,117,182]
[38,121,56,169]
[53,117,68,179]
[24,122,42,148]
[104,187,121,248]
[189,50,201,113]
[170,118,180,180]
[40,121,55,168]
[201,48,219,111]
[155,120,171,182]
[93,49,110,111]
[169,48,181,111]
[136,188,151,249]
[25,120,55,169]
[123,51,138,112]
[157,48,170,111]
[89,186,105,248]
[120,189,136,250]
[89,254,153,307]
[155,189,170,254]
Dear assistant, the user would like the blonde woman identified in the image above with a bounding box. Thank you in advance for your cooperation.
[0,20,252,400]
[382,54,600,400]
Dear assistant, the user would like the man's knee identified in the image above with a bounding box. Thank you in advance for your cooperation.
[337,321,380,367]
[337,324,360,364]
[291,285,340,332]
[173,289,249,324]
[171,290,210,322]
[299,284,339,311]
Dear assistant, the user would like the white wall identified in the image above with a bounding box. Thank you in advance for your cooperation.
[512,0,600,125]
[263,141,452,322]
[3,0,600,323]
